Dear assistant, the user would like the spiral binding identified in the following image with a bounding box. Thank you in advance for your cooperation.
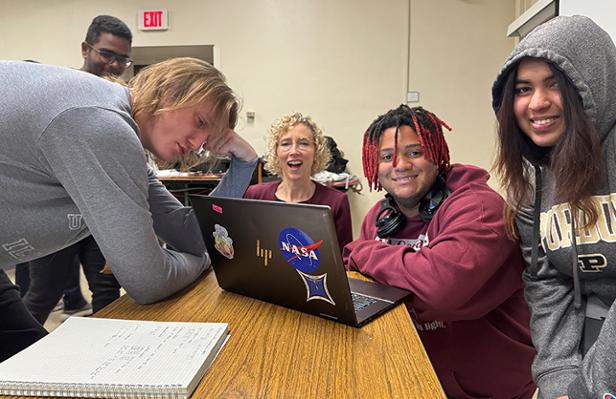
[0,381,186,398]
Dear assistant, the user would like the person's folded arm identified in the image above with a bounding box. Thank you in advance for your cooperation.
[146,134,257,265]
[38,107,206,304]
[210,156,257,198]
[343,188,524,322]
[207,128,258,198]
[146,167,207,256]
[147,154,256,254]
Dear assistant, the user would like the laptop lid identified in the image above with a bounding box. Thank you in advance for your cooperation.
[190,195,408,327]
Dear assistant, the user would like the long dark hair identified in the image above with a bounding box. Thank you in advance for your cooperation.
[494,61,602,236]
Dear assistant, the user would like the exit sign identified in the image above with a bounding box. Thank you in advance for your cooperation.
[138,9,168,31]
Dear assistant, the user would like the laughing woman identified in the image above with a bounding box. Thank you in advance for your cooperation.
[244,113,352,252]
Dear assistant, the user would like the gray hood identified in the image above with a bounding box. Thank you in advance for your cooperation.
[492,15,616,140]
[490,16,616,398]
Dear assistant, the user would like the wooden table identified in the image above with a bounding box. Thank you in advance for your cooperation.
[104,272,444,398]
[8,272,445,398]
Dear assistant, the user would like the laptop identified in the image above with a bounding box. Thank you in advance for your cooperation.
[189,195,410,327]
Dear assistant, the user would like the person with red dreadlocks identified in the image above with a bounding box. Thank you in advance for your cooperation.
[343,105,536,398]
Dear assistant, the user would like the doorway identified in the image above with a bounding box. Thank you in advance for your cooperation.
[122,44,215,78]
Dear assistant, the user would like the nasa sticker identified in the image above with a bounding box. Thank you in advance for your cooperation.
[278,227,322,272]
[212,224,234,259]
[278,227,334,305]
[604,394,616,399]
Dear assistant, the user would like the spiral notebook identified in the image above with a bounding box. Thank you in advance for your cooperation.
[0,317,229,398]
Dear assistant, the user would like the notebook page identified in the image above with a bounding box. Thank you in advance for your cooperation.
[0,317,229,388]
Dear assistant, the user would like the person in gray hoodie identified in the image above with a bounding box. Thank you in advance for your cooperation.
[0,57,257,361]
[492,15,616,398]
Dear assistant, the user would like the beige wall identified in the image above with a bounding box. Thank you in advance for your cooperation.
[409,0,516,185]
[0,0,515,238]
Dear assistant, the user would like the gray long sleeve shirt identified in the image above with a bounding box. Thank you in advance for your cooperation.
[0,61,256,304]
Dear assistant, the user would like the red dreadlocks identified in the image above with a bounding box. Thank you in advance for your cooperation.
[362,105,452,191]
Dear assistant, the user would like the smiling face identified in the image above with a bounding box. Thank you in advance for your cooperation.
[378,125,439,215]
[513,58,566,147]
[81,32,131,77]
[276,123,316,183]
[137,102,214,162]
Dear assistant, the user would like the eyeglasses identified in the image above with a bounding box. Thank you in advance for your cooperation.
[86,43,133,68]
[277,138,314,152]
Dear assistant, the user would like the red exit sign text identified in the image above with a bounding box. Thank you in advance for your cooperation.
[138,9,168,31]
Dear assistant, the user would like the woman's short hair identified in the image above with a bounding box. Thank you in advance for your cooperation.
[264,112,331,177]
[129,57,239,137]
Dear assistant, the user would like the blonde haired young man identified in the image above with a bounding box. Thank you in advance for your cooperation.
[0,57,257,361]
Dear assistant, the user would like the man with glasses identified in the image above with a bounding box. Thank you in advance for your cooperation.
[23,16,133,325]
[81,15,132,77]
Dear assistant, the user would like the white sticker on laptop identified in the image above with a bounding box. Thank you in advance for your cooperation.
[213,224,234,259]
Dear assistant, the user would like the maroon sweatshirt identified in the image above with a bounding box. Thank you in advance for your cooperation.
[343,164,535,399]
[244,181,352,252]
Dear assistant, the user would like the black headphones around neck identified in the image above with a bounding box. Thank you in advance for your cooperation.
[375,171,450,238]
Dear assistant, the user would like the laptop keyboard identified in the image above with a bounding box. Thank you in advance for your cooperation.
[351,292,378,312]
